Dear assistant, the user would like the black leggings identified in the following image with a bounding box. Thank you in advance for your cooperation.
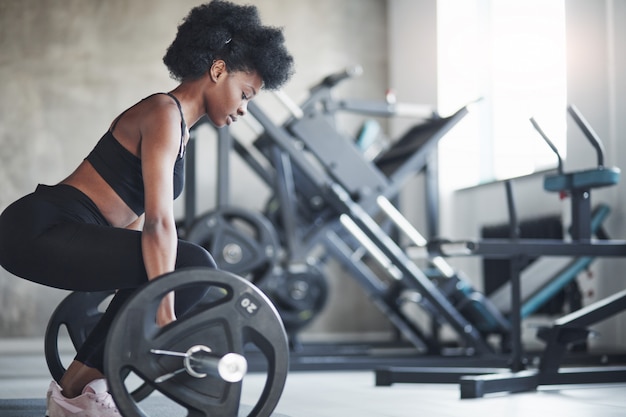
[0,184,216,372]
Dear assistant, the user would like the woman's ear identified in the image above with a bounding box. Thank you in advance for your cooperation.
[210,60,227,82]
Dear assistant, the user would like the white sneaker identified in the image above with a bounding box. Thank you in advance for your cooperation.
[46,379,120,417]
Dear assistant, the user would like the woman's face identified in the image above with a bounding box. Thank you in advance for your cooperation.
[206,61,263,128]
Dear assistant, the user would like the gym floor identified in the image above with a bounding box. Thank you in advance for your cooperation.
[1,338,625,417]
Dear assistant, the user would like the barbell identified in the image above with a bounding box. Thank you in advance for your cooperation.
[45,267,290,417]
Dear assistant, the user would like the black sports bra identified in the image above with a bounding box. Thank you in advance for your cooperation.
[85,93,186,216]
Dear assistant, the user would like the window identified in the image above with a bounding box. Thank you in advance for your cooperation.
[437,0,566,190]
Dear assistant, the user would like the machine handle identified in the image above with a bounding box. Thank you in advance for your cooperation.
[319,65,363,88]
[567,104,606,168]
[530,117,564,175]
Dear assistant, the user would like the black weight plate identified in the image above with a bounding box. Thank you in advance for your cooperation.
[105,267,289,417]
[45,291,114,382]
[261,263,329,333]
[44,290,154,402]
[186,207,281,283]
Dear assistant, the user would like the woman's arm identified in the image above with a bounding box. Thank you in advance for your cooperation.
[138,98,184,326]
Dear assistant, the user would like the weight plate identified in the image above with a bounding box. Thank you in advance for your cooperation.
[45,291,114,383]
[105,267,289,417]
[186,207,281,283]
[261,263,329,334]
[44,290,154,402]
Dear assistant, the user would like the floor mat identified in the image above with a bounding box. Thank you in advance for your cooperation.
[0,397,291,417]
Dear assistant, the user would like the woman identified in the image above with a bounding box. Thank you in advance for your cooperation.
[0,1,294,416]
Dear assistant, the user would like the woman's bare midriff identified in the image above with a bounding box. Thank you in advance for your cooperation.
[60,161,139,228]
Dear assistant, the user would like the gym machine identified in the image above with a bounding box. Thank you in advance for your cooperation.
[376,105,626,397]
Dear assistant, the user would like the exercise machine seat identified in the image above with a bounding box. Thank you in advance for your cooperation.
[544,167,620,193]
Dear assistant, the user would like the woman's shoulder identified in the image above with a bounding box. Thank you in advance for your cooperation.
[109,93,183,153]
[119,93,181,127]
[137,92,180,112]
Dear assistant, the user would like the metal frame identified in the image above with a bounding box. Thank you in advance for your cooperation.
[374,104,626,397]
[459,288,626,398]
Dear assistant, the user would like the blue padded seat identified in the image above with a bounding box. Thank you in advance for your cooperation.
[544,167,621,193]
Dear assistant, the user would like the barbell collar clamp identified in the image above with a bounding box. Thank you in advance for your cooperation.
[151,345,248,383]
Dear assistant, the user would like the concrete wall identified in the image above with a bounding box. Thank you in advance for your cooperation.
[0,0,391,337]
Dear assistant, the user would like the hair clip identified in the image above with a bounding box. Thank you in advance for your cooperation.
[225,38,232,45]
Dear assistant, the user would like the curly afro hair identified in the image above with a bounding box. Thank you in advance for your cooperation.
[163,0,294,90]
